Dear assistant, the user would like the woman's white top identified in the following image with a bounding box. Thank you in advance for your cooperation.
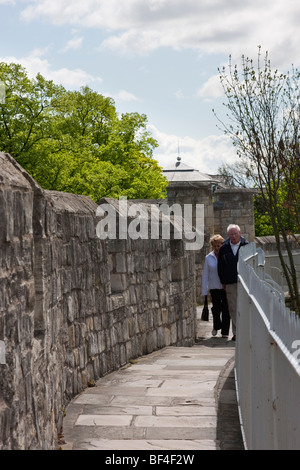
[201,250,223,296]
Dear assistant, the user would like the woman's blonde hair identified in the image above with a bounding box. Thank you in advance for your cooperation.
[210,234,225,245]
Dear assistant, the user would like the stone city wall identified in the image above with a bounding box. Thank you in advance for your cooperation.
[0,153,197,450]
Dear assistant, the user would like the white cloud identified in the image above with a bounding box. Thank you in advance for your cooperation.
[174,89,184,100]
[114,90,140,103]
[197,75,223,102]
[50,67,102,88]
[60,37,83,53]
[19,0,300,68]
[148,124,239,174]
[0,49,103,88]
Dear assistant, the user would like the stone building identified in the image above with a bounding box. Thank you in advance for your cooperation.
[163,157,256,301]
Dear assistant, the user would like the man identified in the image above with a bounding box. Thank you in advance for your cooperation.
[217,224,248,341]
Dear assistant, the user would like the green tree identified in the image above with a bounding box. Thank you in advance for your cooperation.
[215,48,300,314]
[0,63,167,201]
[0,63,64,165]
[217,160,300,237]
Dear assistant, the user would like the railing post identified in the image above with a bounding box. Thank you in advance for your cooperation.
[256,247,265,280]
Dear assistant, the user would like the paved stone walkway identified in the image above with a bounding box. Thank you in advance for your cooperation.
[62,309,244,451]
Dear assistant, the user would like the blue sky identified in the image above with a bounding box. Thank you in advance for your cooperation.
[1,0,300,174]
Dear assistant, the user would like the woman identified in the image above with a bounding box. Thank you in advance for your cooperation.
[201,234,230,337]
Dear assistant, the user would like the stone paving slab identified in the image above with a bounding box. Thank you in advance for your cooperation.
[80,439,217,451]
[156,405,217,416]
[62,312,244,451]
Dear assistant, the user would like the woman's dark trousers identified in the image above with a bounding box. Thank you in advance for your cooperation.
[210,289,230,336]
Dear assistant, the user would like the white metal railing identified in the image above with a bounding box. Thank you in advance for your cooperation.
[235,242,300,450]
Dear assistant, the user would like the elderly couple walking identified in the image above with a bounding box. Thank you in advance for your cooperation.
[201,224,248,341]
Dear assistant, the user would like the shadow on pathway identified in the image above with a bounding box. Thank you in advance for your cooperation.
[195,332,244,451]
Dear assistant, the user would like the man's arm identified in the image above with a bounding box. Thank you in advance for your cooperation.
[217,249,225,285]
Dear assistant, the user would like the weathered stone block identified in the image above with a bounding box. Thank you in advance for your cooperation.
[115,252,127,273]
[110,273,127,293]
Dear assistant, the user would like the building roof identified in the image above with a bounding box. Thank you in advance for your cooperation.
[163,157,219,183]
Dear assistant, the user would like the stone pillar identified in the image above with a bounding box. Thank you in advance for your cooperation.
[213,187,256,241]
[166,181,214,302]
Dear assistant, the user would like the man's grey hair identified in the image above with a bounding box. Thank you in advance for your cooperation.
[227,224,241,233]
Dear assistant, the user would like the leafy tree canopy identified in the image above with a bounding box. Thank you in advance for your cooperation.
[0,62,168,201]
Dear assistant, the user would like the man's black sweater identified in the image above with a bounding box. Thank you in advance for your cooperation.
[217,237,248,285]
